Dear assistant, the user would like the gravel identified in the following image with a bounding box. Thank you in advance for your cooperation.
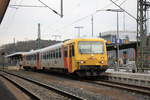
[4,70,148,100]
[2,72,69,100]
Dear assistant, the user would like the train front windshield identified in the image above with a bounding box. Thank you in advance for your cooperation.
[78,41,104,54]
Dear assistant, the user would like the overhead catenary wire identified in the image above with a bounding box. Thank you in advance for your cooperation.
[110,0,137,20]
[38,0,124,39]
[38,0,62,17]
[48,0,127,37]
[9,5,47,8]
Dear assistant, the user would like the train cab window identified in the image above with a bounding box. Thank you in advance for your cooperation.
[69,45,74,57]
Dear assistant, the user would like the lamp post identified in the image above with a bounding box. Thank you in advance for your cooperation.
[106,9,124,71]
[91,15,94,37]
[74,26,84,38]
[97,9,124,71]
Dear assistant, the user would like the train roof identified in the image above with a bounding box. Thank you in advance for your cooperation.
[40,42,63,52]
[12,38,106,56]
[24,42,63,55]
[63,38,106,45]
[24,49,41,55]
[5,52,27,58]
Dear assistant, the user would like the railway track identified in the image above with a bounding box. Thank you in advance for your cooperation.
[85,79,150,96]
[0,70,84,100]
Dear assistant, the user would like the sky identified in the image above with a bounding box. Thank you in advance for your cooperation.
[0,0,138,46]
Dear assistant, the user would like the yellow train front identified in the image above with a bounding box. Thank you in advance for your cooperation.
[63,38,108,77]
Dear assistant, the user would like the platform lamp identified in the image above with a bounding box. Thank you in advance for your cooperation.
[97,9,124,71]
[106,9,124,71]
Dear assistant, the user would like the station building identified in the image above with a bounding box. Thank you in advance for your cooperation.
[100,31,137,68]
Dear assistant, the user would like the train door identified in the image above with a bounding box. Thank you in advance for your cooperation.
[63,44,75,73]
[68,45,72,72]
[36,53,40,69]
[64,46,68,68]
[68,44,75,72]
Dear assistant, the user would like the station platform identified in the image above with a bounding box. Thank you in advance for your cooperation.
[105,69,150,87]
[106,69,150,80]
[0,80,17,100]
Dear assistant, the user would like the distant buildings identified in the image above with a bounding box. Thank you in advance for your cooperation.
[100,31,137,67]
[99,31,137,44]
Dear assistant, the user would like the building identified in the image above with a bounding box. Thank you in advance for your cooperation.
[100,31,137,44]
[101,31,137,69]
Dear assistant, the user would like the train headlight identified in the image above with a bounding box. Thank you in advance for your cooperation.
[99,60,104,64]
[80,61,85,64]
[101,57,104,59]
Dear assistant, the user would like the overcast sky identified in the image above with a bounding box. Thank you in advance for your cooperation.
[0,0,137,46]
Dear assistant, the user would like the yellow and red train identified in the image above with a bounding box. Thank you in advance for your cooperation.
[23,38,108,76]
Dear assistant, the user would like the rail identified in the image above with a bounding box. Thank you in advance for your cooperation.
[0,70,84,100]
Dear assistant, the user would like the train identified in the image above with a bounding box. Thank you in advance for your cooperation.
[22,38,108,77]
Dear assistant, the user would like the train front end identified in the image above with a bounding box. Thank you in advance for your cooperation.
[72,39,108,76]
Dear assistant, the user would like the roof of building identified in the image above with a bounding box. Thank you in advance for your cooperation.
[101,30,137,41]
[0,0,10,24]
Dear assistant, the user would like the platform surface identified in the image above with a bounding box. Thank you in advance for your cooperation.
[0,79,17,100]
[106,69,150,80]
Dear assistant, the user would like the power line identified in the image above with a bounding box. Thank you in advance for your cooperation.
[110,0,137,20]
[38,0,63,18]
[41,0,126,37]
[9,5,47,8]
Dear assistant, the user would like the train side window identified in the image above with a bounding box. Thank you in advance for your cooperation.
[69,46,72,57]
[44,53,46,59]
[48,52,50,59]
[56,49,58,58]
[45,52,47,59]
[47,52,49,59]
[49,51,51,59]
[43,53,44,59]
[146,38,149,46]
[51,51,53,59]
[59,48,61,58]
[32,55,33,60]
[34,54,36,60]
[45,52,47,60]
[72,45,75,56]
[64,47,67,57]
[53,50,55,58]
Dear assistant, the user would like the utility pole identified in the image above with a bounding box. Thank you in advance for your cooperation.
[123,6,126,31]
[137,0,150,72]
[61,0,63,17]
[37,23,41,49]
[91,15,94,37]
[13,37,16,52]
[106,9,124,71]
[74,26,84,38]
